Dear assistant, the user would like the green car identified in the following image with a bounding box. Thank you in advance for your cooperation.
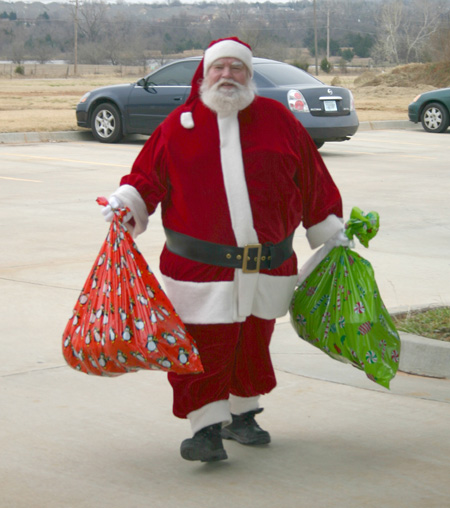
[408,87,450,133]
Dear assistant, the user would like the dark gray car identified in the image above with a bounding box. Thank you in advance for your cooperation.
[76,57,359,148]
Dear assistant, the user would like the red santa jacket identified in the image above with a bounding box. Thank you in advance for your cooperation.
[113,95,343,324]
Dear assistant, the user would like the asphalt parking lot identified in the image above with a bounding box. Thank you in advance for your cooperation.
[1,127,450,508]
[2,126,449,313]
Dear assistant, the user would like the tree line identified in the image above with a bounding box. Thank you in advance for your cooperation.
[1,0,449,69]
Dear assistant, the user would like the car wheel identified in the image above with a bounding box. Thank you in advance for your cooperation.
[91,103,123,143]
[314,141,325,149]
[421,102,449,133]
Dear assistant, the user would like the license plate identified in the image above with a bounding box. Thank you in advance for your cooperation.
[323,100,337,112]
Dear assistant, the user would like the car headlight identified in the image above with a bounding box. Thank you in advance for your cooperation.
[78,92,91,104]
[412,94,422,103]
[287,89,310,113]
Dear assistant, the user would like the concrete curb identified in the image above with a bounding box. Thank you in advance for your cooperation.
[0,130,93,144]
[399,332,450,379]
[0,121,420,144]
[357,119,419,131]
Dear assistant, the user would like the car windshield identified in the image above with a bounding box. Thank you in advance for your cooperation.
[254,62,322,86]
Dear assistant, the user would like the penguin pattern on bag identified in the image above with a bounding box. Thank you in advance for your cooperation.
[62,198,203,377]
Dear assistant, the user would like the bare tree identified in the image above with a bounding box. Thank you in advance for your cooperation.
[103,12,138,65]
[403,0,444,62]
[428,20,450,61]
[373,0,404,64]
[77,0,109,44]
[10,41,26,64]
[32,40,55,64]
[0,0,449,68]
[373,0,444,64]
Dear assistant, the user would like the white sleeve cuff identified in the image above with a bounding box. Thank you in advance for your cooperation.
[306,214,343,249]
[110,184,148,238]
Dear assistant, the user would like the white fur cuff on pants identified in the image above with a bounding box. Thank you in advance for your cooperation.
[187,400,231,436]
[229,394,260,415]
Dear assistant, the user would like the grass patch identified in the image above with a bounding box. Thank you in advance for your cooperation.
[392,307,450,342]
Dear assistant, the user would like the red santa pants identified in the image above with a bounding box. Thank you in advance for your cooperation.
[168,315,277,419]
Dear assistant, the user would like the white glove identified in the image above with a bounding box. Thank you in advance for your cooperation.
[101,196,132,223]
[297,229,353,286]
[324,229,354,249]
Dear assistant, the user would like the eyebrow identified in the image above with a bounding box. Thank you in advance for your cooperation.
[212,59,244,68]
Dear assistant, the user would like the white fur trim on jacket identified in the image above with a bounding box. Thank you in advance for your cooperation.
[306,214,343,250]
[110,184,148,238]
[217,113,260,320]
[162,273,298,324]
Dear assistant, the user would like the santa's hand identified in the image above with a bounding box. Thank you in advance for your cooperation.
[325,229,354,249]
[101,196,132,223]
[298,229,353,286]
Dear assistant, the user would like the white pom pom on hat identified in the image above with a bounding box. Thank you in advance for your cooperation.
[180,111,194,129]
[203,38,253,77]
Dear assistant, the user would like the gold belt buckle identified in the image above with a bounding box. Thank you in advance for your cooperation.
[242,243,262,273]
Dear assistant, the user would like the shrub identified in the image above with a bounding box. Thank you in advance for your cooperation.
[341,48,354,62]
[292,59,309,72]
[320,58,332,74]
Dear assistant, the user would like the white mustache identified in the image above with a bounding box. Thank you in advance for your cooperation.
[200,76,256,114]
[212,78,245,92]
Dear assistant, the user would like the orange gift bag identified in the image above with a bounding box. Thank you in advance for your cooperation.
[62,198,203,376]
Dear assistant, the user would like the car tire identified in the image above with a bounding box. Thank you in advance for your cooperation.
[91,103,123,143]
[421,102,449,133]
[314,141,325,149]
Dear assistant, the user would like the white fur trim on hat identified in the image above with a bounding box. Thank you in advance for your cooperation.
[203,39,253,77]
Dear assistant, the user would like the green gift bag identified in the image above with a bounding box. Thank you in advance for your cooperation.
[290,208,401,388]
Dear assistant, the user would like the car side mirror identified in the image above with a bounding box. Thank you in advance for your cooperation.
[137,78,157,93]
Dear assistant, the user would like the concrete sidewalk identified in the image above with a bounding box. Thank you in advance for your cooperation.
[1,131,449,508]
[1,329,449,508]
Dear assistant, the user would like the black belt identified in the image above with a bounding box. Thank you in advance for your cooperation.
[164,228,294,273]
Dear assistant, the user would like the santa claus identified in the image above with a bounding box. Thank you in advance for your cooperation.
[102,37,346,462]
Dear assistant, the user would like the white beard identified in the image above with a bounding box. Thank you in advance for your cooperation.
[200,78,256,116]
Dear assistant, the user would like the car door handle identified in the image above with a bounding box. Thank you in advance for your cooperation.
[173,97,182,101]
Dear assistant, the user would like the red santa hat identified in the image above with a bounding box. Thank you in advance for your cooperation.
[184,37,253,107]
[181,37,253,127]
[203,37,253,77]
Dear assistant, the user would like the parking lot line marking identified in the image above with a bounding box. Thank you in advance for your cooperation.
[0,176,42,183]
[398,154,437,160]
[327,149,437,160]
[1,152,130,168]
[355,136,440,148]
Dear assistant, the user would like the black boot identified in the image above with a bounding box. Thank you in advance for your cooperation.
[221,408,271,445]
[180,423,228,462]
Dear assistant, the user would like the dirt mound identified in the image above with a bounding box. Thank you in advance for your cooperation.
[356,62,450,89]
[354,71,380,86]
